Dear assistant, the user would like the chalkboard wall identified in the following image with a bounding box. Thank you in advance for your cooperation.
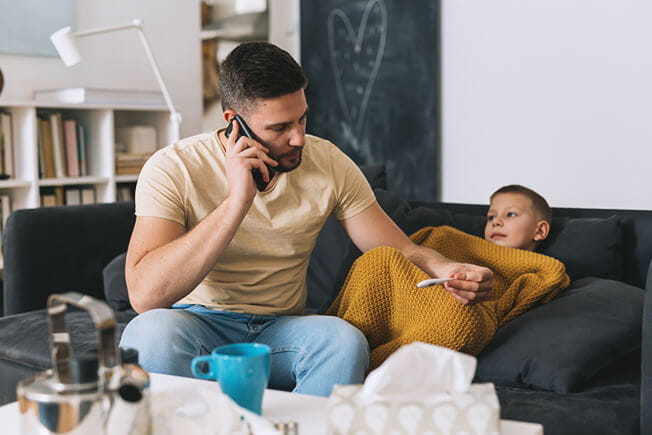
[301,0,440,201]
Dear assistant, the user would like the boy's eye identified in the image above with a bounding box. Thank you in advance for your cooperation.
[507,212,517,217]
[487,215,494,221]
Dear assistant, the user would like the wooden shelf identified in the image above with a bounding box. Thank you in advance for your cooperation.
[38,176,110,187]
[0,100,176,210]
[115,174,139,183]
[0,180,32,189]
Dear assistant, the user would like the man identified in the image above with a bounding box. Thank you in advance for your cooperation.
[119,42,493,396]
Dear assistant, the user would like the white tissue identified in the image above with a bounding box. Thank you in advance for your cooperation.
[358,342,477,403]
[151,384,280,435]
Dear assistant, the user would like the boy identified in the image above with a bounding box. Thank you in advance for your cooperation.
[329,184,566,368]
[484,184,551,251]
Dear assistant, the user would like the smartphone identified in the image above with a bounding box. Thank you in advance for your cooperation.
[224,114,276,192]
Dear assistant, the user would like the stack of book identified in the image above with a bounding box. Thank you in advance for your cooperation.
[0,112,15,179]
[37,112,88,179]
[115,153,151,175]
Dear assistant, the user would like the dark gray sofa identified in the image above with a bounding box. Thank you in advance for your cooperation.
[0,171,648,435]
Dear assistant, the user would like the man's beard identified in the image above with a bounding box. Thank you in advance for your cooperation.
[271,148,302,173]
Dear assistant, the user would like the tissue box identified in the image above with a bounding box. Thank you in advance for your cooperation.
[327,383,500,435]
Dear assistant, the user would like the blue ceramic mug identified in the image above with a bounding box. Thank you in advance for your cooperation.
[191,343,271,414]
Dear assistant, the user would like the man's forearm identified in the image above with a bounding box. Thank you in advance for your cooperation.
[400,243,451,277]
[126,196,251,312]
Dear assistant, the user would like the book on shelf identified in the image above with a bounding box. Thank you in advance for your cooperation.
[65,187,81,206]
[77,123,88,177]
[63,119,80,177]
[49,113,67,178]
[0,194,11,259]
[0,112,14,179]
[81,186,96,204]
[34,87,166,107]
[38,117,56,178]
[54,186,97,206]
[38,112,89,179]
[37,119,44,178]
[40,186,64,207]
[0,194,11,231]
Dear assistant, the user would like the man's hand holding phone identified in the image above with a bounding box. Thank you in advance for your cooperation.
[224,117,278,202]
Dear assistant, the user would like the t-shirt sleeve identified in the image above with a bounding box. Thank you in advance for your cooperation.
[134,150,186,226]
[331,147,376,220]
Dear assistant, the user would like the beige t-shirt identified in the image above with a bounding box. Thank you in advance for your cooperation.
[135,131,376,315]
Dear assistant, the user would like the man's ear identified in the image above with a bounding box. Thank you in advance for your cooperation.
[223,109,236,124]
[533,220,550,241]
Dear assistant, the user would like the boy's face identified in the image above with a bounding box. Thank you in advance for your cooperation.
[484,193,549,251]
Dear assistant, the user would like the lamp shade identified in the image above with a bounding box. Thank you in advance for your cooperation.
[50,27,81,67]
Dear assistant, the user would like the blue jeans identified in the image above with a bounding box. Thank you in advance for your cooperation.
[119,305,369,396]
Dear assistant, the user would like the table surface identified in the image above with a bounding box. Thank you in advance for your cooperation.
[0,372,543,434]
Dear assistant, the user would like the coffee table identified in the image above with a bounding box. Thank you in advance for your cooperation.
[0,373,543,434]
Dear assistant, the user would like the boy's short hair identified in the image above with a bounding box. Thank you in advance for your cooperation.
[490,185,552,222]
[219,42,308,115]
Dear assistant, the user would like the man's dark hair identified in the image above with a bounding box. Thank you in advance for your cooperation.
[219,42,308,114]
[490,184,552,222]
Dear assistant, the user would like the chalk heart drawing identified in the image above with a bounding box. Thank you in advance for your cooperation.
[328,0,387,140]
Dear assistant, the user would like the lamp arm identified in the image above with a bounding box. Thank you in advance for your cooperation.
[74,23,141,38]
[73,19,182,136]
[133,26,182,125]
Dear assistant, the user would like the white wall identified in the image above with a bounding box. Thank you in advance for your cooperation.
[0,0,202,138]
[441,1,652,209]
[269,0,301,61]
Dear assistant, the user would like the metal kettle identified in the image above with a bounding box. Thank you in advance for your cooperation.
[16,292,150,434]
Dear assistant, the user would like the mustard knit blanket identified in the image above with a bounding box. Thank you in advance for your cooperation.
[327,225,570,370]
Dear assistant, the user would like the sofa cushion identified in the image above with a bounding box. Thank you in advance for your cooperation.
[2,201,137,316]
[0,308,137,370]
[103,253,130,311]
[474,277,643,393]
[374,189,454,237]
[540,215,623,281]
[0,308,136,405]
[359,164,388,190]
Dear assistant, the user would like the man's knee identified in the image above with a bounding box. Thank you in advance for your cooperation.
[120,308,187,347]
[317,316,369,363]
[332,317,368,349]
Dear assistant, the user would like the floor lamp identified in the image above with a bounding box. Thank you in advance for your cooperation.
[50,19,181,142]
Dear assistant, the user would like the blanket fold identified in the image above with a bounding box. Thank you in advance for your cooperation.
[328,226,570,370]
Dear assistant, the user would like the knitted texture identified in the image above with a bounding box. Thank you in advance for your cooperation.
[328,225,570,370]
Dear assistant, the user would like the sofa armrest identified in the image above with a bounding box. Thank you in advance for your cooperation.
[2,201,136,316]
[641,259,652,434]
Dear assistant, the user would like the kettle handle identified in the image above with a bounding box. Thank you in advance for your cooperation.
[48,292,119,385]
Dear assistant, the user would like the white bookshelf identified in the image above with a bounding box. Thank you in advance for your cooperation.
[0,98,176,210]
